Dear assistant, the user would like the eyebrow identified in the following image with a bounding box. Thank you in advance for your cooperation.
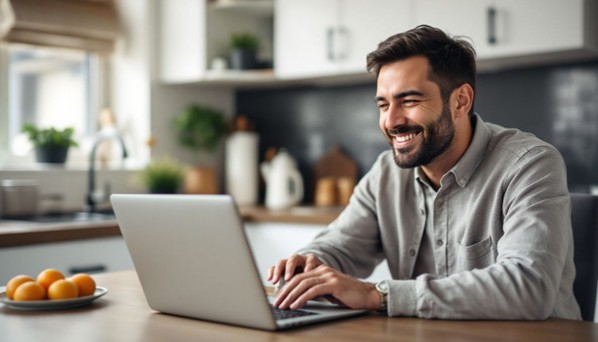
[375,90,425,102]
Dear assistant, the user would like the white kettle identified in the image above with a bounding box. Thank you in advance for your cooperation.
[261,149,304,210]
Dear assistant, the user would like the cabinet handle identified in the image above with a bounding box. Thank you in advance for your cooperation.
[487,7,497,45]
[68,264,107,275]
[327,28,335,61]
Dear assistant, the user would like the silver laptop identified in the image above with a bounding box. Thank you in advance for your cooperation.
[111,194,366,330]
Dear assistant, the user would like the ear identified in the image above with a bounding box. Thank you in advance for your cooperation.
[451,83,474,120]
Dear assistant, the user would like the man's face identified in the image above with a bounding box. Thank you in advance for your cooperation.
[375,56,455,168]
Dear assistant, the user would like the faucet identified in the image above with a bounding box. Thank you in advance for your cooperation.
[86,127,128,213]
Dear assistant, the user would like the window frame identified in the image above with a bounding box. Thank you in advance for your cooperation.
[0,43,110,170]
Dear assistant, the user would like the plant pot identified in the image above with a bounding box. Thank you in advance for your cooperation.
[229,48,257,70]
[34,146,69,164]
[184,166,218,194]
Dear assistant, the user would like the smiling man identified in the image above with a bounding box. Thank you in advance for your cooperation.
[267,25,581,320]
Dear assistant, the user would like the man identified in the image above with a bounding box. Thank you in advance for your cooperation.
[267,25,582,320]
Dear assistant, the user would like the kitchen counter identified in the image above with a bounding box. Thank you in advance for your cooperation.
[0,206,344,248]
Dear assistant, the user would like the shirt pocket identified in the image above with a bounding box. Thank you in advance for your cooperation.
[456,236,494,272]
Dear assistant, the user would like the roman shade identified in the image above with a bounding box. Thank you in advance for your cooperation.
[0,0,121,52]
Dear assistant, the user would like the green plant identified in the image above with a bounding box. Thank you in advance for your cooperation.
[174,104,227,154]
[140,157,185,194]
[230,32,260,51]
[22,124,78,148]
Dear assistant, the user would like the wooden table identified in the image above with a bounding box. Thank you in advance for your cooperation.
[1,270,596,342]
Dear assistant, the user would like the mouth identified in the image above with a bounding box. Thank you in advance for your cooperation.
[391,130,422,148]
[395,132,419,143]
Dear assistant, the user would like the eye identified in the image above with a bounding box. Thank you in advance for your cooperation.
[402,99,419,107]
[377,102,388,109]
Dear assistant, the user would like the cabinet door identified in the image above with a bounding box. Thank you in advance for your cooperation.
[276,0,414,78]
[275,0,340,78]
[340,0,414,73]
[414,0,584,60]
[0,237,134,284]
[159,0,207,83]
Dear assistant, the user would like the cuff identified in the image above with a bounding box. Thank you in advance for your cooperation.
[387,279,417,317]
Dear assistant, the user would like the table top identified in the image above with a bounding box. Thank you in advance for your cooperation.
[1,270,596,342]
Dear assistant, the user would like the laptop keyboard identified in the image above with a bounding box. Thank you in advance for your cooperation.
[271,305,318,320]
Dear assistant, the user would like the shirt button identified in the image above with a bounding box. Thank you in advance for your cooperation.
[420,208,425,215]
[436,239,444,247]
[409,249,416,257]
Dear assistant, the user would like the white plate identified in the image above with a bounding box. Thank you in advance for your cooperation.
[0,286,108,310]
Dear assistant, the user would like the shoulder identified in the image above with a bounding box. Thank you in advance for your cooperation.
[484,122,563,163]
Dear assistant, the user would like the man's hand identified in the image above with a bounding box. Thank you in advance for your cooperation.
[272,264,381,311]
[266,254,322,285]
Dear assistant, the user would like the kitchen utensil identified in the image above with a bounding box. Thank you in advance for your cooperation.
[261,149,304,210]
[225,125,259,205]
[0,179,39,218]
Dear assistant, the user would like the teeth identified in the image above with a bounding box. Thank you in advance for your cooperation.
[395,133,417,143]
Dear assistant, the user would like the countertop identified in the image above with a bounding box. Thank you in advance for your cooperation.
[0,205,344,248]
[2,270,597,341]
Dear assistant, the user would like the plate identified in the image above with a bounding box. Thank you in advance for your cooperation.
[0,286,108,310]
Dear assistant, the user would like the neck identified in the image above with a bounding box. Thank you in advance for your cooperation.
[420,116,474,190]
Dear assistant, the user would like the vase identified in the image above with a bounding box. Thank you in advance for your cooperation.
[229,48,257,70]
[34,146,69,164]
[184,166,218,194]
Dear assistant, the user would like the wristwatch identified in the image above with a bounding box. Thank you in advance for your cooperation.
[375,280,389,312]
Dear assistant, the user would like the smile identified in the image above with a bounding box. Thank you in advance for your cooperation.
[395,132,419,143]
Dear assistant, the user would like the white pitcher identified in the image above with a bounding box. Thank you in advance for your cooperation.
[261,149,304,210]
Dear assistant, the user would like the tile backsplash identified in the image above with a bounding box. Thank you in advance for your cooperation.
[237,60,598,202]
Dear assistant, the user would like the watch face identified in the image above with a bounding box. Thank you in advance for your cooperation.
[376,280,389,294]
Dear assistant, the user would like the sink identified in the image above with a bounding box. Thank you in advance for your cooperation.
[8,209,116,223]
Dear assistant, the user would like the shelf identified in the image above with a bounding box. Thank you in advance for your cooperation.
[208,0,274,17]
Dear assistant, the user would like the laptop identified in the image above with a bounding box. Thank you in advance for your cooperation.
[110,194,367,330]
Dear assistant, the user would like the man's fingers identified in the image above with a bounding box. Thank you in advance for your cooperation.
[270,259,288,284]
[304,254,322,272]
[284,255,306,281]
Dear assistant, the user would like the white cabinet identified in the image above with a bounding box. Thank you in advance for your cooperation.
[275,0,413,79]
[244,222,390,283]
[0,237,134,284]
[413,0,598,69]
[159,0,275,84]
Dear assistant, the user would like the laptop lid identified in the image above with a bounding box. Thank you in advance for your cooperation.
[111,194,366,330]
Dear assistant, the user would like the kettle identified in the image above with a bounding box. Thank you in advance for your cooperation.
[261,149,304,210]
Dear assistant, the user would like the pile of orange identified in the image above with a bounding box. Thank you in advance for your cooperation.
[5,268,96,301]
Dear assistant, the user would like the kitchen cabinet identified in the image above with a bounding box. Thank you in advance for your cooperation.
[274,0,414,79]
[159,0,275,84]
[0,236,134,284]
[244,222,390,283]
[413,0,598,70]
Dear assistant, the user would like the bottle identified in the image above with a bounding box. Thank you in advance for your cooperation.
[225,116,259,206]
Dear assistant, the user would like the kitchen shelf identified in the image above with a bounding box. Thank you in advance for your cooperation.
[208,0,274,17]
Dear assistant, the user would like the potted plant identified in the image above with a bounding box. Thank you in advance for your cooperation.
[22,124,79,164]
[139,157,185,194]
[229,32,260,70]
[174,104,227,194]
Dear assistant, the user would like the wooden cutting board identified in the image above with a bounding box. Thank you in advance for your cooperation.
[314,145,358,181]
[313,145,359,206]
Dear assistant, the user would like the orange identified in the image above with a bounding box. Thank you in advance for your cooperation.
[6,275,35,300]
[47,279,78,300]
[36,268,65,290]
[13,281,46,301]
[68,273,96,297]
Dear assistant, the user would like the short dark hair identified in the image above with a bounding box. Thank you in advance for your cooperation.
[366,25,477,115]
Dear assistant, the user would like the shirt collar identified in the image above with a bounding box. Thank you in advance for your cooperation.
[412,113,491,189]
[448,113,491,188]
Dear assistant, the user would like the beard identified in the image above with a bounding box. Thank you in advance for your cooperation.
[389,103,455,168]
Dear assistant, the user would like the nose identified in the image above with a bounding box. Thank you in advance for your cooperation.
[382,103,408,132]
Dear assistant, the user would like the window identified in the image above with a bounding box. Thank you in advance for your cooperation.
[0,44,101,165]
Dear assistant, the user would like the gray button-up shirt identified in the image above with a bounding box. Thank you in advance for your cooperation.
[298,114,581,320]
